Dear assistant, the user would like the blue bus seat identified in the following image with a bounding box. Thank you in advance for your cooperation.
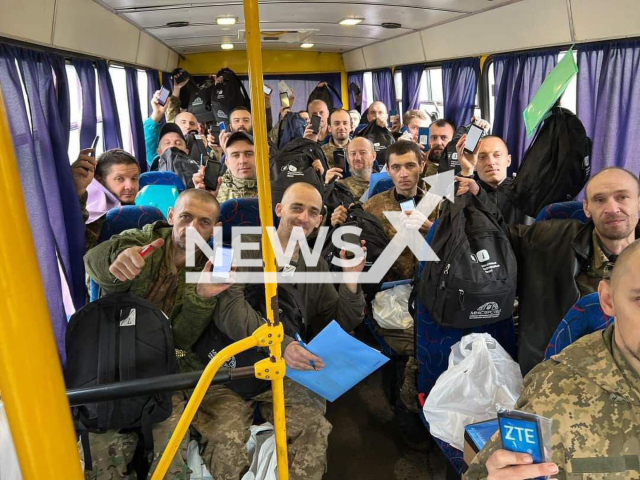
[219,198,261,245]
[544,292,613,360]
[367,172,394,199]
[135,185,180,219]
[139,171,186,192]
[535,201,587,223]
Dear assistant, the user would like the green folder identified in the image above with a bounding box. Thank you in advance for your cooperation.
[523,50,578,137]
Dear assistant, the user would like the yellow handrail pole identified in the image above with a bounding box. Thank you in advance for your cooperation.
[243,0,290,479]
[341,71,349,110]
[151,335,259,479]
[0,91,83,477]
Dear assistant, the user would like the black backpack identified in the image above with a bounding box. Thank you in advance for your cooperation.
[276,112,307,150]
[151,147,200,189]
[65,293,176,472]
[270,138,326,204]
[417,193,517,328]
[193,284,307,399]
[323,179,356,213]
[213,68,251,113]
[356,120,395,166]
[502,107,592,217]
[307,83,343,111]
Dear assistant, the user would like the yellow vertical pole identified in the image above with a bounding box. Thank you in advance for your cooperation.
[0,91,83,476]
[243,1,290,479]
[341,71,349,110]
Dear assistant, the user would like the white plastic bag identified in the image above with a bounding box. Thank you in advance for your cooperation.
[422,333,523,450]
[0,400,22,480]
[187,439,213,480]
[372,284,413,330]
[242,423,278,480]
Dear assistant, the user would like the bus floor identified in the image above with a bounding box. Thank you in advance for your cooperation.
[324,341,448,479]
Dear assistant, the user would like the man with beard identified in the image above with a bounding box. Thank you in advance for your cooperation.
[465,239,640,480]
[83,188,230,478]
[72,148,141,250]
[327,137,376,204]
[425,118,455,172]
[455,167,640,374]
[208,106,253,152]
[322,109,352,168]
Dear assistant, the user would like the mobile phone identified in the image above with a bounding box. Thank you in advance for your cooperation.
[263,85,272,95]
[340,222,361,260]
[278,80,292,96]
[464,124,484,154]
[158,86,171,107]
[399,198,416,213]
[209,125,221,144]
[218,121,226,132]
[311,114,321,134]
[280,92,290,108]
[211,246,234,279]
[88,135,100,156]
[173,70,189,84]
[348,82,361,95]
[333,150,345,170]
[418,127,430,147]
[498,410,544,465]
[204,160,222,190]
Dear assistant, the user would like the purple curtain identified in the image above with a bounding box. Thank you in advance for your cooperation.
[401,64,424,114]
[72,59,98,150]
[372,68,395,111]
[125,66,148,173]
[577,41,640,175]
[0,44,86,362]
[493,50,558,173]
[146,69,161,117]
[96,60,122,150]
[347,72,364,112]
[50,55,70,148]
[442,57,480,129]
[162,71,173,93]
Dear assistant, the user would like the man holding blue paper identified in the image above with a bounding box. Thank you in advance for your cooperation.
[191,182,367,480]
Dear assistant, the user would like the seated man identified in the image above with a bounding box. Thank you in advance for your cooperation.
[83,189,229,478]
[303,99,331,144]
[465,240,640,479]
[355,101,400,135]
[193,131,258,203]
[207,105,254,155]
[426,118,455,172]
[322,109,352,167]
[71,148,140,250]
[144,89,198,167]
[326,136,376,200]
[187,182,367,480]
[455,134,534,225]
[457,167,640,374]
[348,109,361,134]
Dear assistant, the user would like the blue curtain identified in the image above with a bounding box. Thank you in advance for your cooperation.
[50,55,70,148]
[347,72,364,112]
[96,60,122,150]
[125,66,148,173]
[162,71,173,93]
[0,45,86,362]
[493,50,558,173]
[578,41,640,175]
[72,59,98,150]
[401,64,424,114]
[442,57,480,129]
[372,68,395,110]
[146,69,161,117]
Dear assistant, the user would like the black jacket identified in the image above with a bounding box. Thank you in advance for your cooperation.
[508,219,640,374]
[477,177,535,226]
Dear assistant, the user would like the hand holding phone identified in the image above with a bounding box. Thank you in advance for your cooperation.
[399,198,416,213]
[498,410,544,464]
[263,85,273,95]
[280,92,290,108]
[157,86,171,107]
[88,135,100,157]
[211,246,234,279]
[311,114,321,135]
[464,124,484,154]
[418,127,430,147]
[204,160,222,191]
[332,150,346,170]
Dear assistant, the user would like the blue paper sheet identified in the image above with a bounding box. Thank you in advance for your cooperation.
[286,320,390,402]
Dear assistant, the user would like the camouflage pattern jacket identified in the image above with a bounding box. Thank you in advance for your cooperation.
[84,221,217,371]
[465,325,640,480]
[216,169,258,204]
[321,138,349,169]
[338,175,369,200]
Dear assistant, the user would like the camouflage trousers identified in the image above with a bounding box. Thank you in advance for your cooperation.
[192,378,332,480]
[83,394,191,479]
[375,323,414,356]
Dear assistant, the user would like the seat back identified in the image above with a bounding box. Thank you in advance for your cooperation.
[535,201,587,223]
[139,171,186,192]
[135,185,180,219]
[219,198,261,245]
[368,172,394,198]
[544,293,613,359]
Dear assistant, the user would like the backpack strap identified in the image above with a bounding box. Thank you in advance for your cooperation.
[119,306,137,382]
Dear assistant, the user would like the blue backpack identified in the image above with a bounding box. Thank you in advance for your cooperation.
[277,112,307,150]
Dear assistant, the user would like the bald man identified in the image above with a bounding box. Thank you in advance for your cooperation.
[83,189,230,478]
[326,136,377,201]
[456,167,640,374]
[465,239,640,480]
[193,182,367,480]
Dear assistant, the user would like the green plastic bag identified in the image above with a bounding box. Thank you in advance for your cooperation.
[523,51,578,137]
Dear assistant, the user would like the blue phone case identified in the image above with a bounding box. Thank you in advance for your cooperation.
[498,414,544,464]
[219,121,226,131]
[418,127,430,146]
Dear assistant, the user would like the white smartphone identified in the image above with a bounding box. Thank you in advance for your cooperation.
[211,246,234,279]
[464,124,484,154]
[399,198,416,212]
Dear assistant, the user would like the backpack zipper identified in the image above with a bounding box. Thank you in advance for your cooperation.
[439,263,450,289]
[458,289,465,310]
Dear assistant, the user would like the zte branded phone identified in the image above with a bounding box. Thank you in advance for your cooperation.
[464,123,484,154]
[498,410,544,465]
[399,198,416,213]
[211,246,234,279]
